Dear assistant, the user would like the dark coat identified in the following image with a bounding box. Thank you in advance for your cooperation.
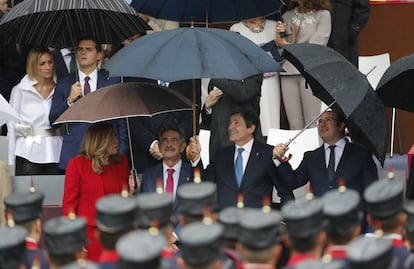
[327,0,370,66]
[201,74,263,159]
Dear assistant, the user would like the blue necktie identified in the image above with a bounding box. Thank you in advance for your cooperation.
[235,148,244,187]
[328,145,336,183]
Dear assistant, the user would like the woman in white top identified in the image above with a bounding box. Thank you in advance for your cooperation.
[276,0,331,130]
[230,17,280,136]
[8,47,63,175]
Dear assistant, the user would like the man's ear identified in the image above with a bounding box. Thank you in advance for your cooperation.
[96,51,102,62]
[247,124,256,135]
[339,121,346,133]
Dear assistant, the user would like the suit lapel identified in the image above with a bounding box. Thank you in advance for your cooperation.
[240,142,261,188]
[335,141,351,176]
[315,145,330,184]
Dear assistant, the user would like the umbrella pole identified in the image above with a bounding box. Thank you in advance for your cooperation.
[186,80,198,161]
[126,118,139,190]
[192,79,197,137]
[285,101,336,147]
[390,108,396,158]
[278,101,336,163]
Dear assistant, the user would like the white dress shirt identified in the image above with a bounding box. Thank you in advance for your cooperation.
[323,138,346,170]
[7,75,62,165]
[78,69,98,95]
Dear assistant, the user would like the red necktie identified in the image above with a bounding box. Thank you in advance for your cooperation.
[84,76,91,95]
[166,168,174,193]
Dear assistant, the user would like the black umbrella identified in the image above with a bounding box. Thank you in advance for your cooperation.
[281,43,388,165]
[376,53,414,113]
[130,0,283,25]
[0,0,150,48]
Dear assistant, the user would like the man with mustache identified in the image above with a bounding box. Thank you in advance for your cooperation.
[141,125,202,203]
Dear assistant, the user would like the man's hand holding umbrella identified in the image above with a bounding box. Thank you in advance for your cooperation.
[67,82,83,105]
[186,136,201,163]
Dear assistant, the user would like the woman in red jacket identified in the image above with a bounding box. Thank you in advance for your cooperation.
[62,122,131,261]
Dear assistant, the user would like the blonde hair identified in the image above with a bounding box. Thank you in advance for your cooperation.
[79,123,120,174]
[26,47,55,80]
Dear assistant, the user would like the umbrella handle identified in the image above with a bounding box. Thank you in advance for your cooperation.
[276,153,292,163]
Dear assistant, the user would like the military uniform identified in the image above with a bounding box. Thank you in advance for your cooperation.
[281,197,324,268]
[405,200,414,252]
[322,186,361,267]
[364,176,414,269]
[4,190,49,269]
[43,215,88,267]
[180,221,224,268]
[135,192,178,266]
[347,235,394,269]
[94,194,137,269]
[116,229,166,269]
[238,209,283,269]
[0,225,26,269]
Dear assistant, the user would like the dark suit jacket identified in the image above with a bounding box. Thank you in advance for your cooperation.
[201,75,264,159]
[276,140,378,197]
[49,70,127,169]
[52,49,70,81]
[328,0,370,66]
[205,140,294,209]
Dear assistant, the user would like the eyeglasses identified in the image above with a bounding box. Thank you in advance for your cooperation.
[317,117,338,125]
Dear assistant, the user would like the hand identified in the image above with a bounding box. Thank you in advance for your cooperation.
[149,141,163,160]
[273,143,289,159]
[128,173,136,194]
[186,136,201,162]
[205,87,223,109]
[275,21,286,34]
[68,82,82,104]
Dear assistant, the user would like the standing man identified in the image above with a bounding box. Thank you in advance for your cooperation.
[273,110,377,197]
[328,0,370,67]
[201,74,263,159]
[273,110,377,231]
[49,36,127,170]
[205,107,294,209]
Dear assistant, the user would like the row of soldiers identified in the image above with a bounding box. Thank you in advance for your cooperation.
[2,169,414,269]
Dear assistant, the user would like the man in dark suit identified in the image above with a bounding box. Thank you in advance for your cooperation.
[273,110,378,198]
[141,125,202,205]
[52,48,75,81]
[127,78,200,173]
[328,0,370,67]
[201,75,263,159]
[49,37,127,170]
[205,107,294,209]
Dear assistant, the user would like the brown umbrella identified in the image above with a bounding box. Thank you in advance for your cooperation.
[54,82,192,124]
[54,82,193,189]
